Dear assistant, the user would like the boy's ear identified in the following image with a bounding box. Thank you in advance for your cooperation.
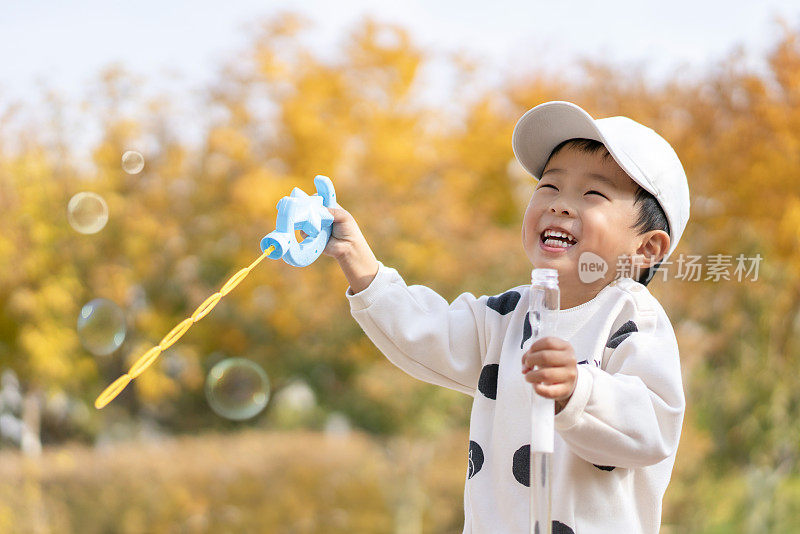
[635,230,670,268]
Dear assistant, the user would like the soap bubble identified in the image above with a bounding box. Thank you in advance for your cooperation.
[205,358,269,421]
[121,151,145,174]
[77,298,126,356]
[67,192,108,234]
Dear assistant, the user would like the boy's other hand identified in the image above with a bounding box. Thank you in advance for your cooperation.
[521,336,578,413]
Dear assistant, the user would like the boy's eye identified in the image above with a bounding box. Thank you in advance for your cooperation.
[536,184,607,198]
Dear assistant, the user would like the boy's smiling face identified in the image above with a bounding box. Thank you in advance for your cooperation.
[521,143,669,308]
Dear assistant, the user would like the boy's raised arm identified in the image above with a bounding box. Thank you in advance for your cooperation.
[326,206,489,395]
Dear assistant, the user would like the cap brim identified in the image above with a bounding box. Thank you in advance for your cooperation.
[512,101,605,180]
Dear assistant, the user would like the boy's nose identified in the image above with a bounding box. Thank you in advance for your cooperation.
[550,205,572,216]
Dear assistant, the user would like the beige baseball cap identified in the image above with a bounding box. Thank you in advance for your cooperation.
[512,100,690,262]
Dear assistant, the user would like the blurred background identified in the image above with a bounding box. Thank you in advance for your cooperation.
[1,1,799,532]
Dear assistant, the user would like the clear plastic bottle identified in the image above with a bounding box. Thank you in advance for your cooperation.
[526,268,560,534]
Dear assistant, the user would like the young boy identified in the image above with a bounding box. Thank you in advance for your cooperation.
[322,101,690,533]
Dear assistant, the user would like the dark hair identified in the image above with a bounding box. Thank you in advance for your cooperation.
[542,138,670,286]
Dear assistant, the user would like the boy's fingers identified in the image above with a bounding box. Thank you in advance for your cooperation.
[327,206,352,222]
[529,336,569,351]
[533,382,572,400]
[524,366,572,385]
[523,349,571,369]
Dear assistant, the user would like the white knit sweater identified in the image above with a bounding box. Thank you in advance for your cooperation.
[346,262,685,534]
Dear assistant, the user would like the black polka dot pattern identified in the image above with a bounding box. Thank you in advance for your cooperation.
[487,290,521,315]
[478,364,499,400]
[593,464,616,471]
[606,320,638,348]
[511,445,576,533]
[521,309,542,349]
[520,312,531,349]
[533,521,575,534]
[512,444,530,486]
[468,441,484,479]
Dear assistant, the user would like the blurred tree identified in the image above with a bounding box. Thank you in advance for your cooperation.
[1,11,800,532]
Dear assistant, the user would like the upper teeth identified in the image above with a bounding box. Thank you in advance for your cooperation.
[543,229,576,243]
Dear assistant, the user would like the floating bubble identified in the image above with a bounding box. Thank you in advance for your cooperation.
[205,358,269,421]
[121,150,145,174]
[67,192,108,234]
[77,298,126,356]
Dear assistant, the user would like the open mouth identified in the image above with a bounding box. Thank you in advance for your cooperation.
[540,228,578,249]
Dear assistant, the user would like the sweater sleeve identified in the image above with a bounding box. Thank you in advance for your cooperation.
[346,262,489,396]
[554,292,685,469]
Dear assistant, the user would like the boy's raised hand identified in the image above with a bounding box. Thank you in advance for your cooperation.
[305,206,379,294]
[320,207,370,260]
[298,206,367,259]
[521,336,578,413]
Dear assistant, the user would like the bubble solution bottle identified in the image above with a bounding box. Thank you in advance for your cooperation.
[526,268,560,534]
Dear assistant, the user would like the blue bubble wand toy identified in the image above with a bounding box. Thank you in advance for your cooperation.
[95,175,339,409]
